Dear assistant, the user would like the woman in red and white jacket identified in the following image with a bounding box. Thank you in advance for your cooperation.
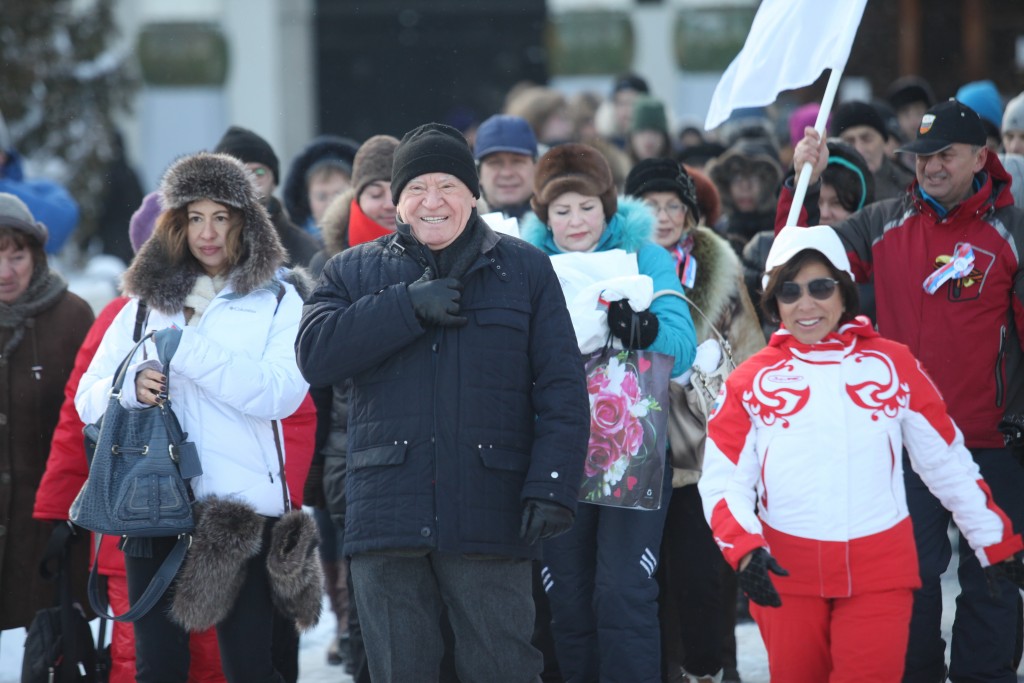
[698,225,1024,682]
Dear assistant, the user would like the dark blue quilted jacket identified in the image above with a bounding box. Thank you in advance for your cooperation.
[296,215,590,558]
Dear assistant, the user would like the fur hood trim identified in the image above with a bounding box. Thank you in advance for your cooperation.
[520,196,654,255]
[122,153,287,313]
[685,227,743,339]
[171,497,264,631]
[319,187,356,258]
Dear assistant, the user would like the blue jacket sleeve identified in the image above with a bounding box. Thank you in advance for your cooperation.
[637,243,697,377]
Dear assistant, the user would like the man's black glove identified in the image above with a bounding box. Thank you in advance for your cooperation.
[302,463,326,509]
[520,499,574,545]
[407,270,468,327]
[984,552,1024,598]
[607,299,659,349]
[737,547,789,608]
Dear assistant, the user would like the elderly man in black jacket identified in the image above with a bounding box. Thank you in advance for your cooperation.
[296,122,590,682]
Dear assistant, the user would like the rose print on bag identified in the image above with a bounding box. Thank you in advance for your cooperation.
[580,353,665,508]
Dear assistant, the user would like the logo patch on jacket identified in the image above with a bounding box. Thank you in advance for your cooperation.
[932,243,994,302]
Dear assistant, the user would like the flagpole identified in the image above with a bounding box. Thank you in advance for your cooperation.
[785,66,844,226]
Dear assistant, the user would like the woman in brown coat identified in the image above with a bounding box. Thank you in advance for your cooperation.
[0,192,93,631]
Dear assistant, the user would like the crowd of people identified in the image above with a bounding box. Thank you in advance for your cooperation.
[3,69,1024,683]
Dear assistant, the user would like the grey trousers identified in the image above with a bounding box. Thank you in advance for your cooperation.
[350,550,542,683]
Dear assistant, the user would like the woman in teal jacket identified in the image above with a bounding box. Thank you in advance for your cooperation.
[521,143,695,683]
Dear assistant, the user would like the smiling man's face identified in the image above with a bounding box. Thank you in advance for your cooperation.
[397,173,477,250]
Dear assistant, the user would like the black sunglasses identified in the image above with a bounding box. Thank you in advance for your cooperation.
[776,278,839,304]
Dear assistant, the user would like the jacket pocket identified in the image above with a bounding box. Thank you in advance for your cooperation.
[474,307,529,332]
[477,445,531,473]
[348,442,408,471]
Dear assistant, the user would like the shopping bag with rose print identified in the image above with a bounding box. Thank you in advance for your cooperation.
[579,345,673,510]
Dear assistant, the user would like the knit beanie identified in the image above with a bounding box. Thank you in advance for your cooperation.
[0,192,47,247]
[214,125,280,185]
[129,191,163,253]
[352,135,400,201]
[631,96,668,134]
[531,143,617,224]
[832,101,888,141]
[1004,92,1024,134]
[391,123,480,200]
[624,158,700,223]
[956,80,1003,129]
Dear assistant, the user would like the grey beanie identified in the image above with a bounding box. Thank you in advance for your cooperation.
[1003,92,1024,134]
[0,192,47,246]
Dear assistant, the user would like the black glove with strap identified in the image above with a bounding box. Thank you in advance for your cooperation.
[984,551,1024,598]
[519,499,574,545]
[607,299,659,350]
[737,547,789,608]
[407,269,468,328]
[302,462,326,509]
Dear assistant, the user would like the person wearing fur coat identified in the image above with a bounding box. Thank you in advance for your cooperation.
[521,143,697,683]
[75,152,316,683]
[626,158,765,683]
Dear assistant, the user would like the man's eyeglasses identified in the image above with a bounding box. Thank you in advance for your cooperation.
[643,201,686,218]
[776,278,839,304]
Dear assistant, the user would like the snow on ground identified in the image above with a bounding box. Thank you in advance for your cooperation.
[3,541,1021,681]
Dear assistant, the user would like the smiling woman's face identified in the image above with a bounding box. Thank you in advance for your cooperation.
[777,260,844,344]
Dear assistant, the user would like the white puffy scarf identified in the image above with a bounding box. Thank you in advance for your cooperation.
[183,274,227,326]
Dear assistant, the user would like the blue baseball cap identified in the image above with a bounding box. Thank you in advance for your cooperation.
[473,115,538,160]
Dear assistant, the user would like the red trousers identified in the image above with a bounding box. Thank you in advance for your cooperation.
[106,574,226,683]
[751,588,913,682]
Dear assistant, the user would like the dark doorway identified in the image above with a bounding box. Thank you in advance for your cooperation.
[314,0,548,143]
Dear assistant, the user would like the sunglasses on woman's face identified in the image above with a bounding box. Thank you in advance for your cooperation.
[777,278,839,304]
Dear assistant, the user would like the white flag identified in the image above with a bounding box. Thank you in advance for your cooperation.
[704,0,868,131]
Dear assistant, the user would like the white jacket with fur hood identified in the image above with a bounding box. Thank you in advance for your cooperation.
[75,153,310,517]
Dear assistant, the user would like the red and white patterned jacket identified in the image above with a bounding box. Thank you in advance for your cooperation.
[699,317,1023,597]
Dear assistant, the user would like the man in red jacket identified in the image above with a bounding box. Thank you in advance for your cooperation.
[778,100,1024,683]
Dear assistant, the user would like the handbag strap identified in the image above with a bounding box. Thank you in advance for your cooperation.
[87,534,190,622]
[272,420,291,512]
[652,289,736,367]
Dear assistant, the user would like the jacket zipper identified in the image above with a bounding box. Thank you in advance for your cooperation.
[995,323,1007,407]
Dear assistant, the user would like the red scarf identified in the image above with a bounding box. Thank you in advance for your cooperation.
[347,198,394,246]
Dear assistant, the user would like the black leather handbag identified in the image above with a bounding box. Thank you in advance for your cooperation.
[69,329,199,621]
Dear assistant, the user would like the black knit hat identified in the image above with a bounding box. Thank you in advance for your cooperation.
[214,126,280,185]
[624,158,700,223]
[391,123,480,200]
[832,101,889,141]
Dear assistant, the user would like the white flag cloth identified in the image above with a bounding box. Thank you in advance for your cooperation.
[704,0,868,131]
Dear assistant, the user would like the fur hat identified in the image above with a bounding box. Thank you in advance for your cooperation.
[352,134,400,201]
[0,192,47,247]
[266,510,323,632]
[214,126,280,185]
[685,165,721,227]
[624,158,699,223]
[391,123,479,200]
[129,191,162,253]
[123,152,286,313]
[170,497,265,631]
[531,143,617,224]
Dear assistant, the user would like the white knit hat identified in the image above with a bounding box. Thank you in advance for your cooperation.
[1003,92,1024,134]
[762,225,853,288]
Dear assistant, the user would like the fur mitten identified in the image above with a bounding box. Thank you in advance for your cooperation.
[266,509,323,632]
[170,497,264,631]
